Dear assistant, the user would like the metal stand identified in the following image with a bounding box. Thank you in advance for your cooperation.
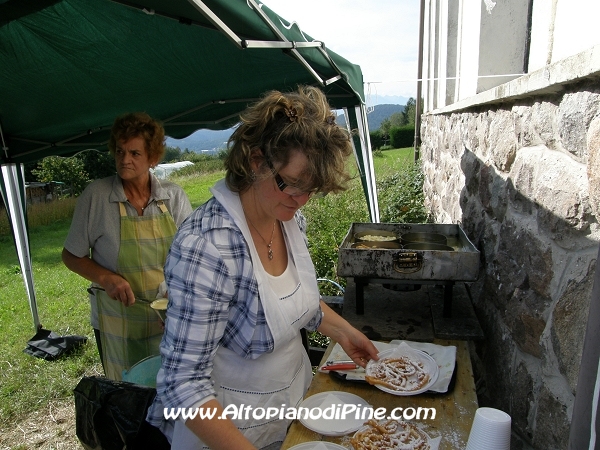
[354,277,455,318]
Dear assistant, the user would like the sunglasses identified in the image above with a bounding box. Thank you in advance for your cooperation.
[265,158,322,198]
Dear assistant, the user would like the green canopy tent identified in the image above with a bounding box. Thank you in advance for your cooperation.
[0,0,379,331]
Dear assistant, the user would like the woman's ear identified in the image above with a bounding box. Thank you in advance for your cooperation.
[249,148,264,172]
[149,154,160,168]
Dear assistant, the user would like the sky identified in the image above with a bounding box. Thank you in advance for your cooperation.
[262,0,420,104]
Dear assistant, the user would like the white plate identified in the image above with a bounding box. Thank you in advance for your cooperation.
[365,348,439,396]
[288,442,348,450]
[298,391,370,436]
[351,420,434,449]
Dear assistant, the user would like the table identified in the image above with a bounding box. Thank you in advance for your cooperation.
[281,339,478,449]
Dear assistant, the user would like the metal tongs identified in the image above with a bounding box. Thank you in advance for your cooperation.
[321,359,360,371]
[86,287,152,304]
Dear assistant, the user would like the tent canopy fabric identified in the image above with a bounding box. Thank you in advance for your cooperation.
[0,0,379,330]
[0,0,366,163]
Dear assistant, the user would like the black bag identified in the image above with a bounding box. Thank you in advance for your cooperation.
[24,328,87,360]
[73,376,170,450]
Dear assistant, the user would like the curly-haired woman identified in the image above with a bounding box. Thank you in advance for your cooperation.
[147,87,378,449]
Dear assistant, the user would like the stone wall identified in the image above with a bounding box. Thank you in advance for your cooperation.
[420,80,600,449]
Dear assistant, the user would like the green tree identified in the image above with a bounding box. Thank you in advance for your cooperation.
[379,117,392,141]
[163,146,183,162]
[76,150,115,180]
[31,156,90,196]
[403,97,416,125]
[381,112,406,143]
[388,111,407,128]
[378,102,416,142]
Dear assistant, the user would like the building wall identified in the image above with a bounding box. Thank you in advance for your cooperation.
[423,0,600,113]
[477,0,529,93]
[529,0,600,72]
[419,0,600,448]
[421,78,600,448]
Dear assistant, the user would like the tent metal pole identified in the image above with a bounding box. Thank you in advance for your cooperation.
[187,0,327,85]
[0,163,41,331]
[243,41,322,49]
[245,0,326,85]
[344,106,380,223]
[248,0,366,102]
[355,105,379,222]
[0,123,40,330]
[0,122,8,160]
[187,0,243,47]
[163,97,260,124]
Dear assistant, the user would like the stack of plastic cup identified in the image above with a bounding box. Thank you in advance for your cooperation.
[465,407,511,450]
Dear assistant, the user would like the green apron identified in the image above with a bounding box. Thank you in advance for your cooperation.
[97,201,177,380]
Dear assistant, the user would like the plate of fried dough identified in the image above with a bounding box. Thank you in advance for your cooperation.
[365,343,439,396]
[350,419,438,450]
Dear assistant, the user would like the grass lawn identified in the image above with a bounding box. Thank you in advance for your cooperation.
[0,147,415,447]
[372,147,415,175]
[173,171,225,209]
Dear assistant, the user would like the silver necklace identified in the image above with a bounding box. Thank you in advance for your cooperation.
[243,205,276,260]
[130,197,149,212]
[125,185,150,212]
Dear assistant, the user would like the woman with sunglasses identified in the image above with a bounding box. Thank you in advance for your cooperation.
[147,86,379,450]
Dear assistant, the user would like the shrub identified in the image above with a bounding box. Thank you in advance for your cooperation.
[369,130,384,150]
[389,125,415,149]
[377,161,430,223]
[302,183,369,286]
[173,152,226,177]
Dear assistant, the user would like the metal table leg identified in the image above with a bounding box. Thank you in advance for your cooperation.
[443,281,454,318]
[355,277,367,315]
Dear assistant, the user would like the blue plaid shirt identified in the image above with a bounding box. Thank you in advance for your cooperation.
[147,196,322,427]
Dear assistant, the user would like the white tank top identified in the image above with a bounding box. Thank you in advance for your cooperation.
[265,252,300,298]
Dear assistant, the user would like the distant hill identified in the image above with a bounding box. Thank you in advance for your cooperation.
[366,95,411,108]
[337,104,405,132]
[166,104,405,152]
[166,128,232,153]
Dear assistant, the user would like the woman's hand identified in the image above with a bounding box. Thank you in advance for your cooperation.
[62,248,136,306]
[317,301,379,368]
[102,273,136,306]
[333,325,380,368]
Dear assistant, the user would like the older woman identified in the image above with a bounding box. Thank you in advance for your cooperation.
[146,87,379,449]
[62,112,192,380]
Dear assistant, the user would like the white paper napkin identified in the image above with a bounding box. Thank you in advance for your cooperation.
[319,340,456,393]
[430,435,442,449]
[156,280,168,299]
[387,341,418,357]
[389,340,456,393]
[318,340,387,380]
